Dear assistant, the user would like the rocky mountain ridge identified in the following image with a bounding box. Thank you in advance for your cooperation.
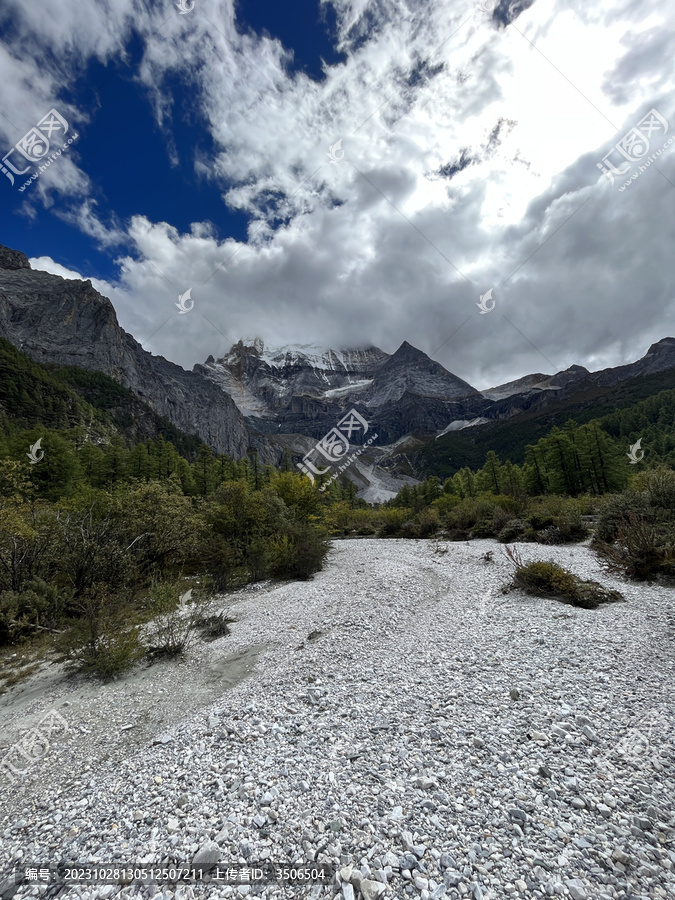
[0,244,265,460]
[202,336,675,446]
[2,240,674,497]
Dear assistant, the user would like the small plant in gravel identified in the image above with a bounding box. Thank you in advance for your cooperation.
[145,582,214,659]
[194,610,235,642]
[503,546,623,609]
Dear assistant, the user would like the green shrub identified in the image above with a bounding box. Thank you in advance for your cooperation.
[595,512,675,581]
[487,494,522,515]
[0,591,22,645]
[471,519,498,538]
[446,498,496,532]
[536,525,564,544]
[58,617,144,680]
[377,508,411,537]
[269,525,329,580]
[528,512,556,530]
[633,466,675,510]
[593,467,675,579]
[492,506,514,533]
[594,491,650,543]
[416,507,441,537]
[56,583,144,680]
[504,547,623,609]
[497,519,528,543]
[201,534,243,592]
[195,610,234,642]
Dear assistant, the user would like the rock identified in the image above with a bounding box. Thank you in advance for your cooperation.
[382,851,399,869]
[581,725,598,742]
[472,736,485,748]
[400,830,415,852]
[510,688,520,701]
[192,840,221,869]
[0,244,30,270]
[444,871,462,887]
[515,881,527,893]
[340,865,353,883]
[341,883,355,900]
[565,878,587,900]
[167,818,179,832]
[414,875,430,890]
[361,880,386,900]
[507,807,528,826]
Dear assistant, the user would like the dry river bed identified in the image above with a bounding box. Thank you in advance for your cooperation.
[0,538,673,900]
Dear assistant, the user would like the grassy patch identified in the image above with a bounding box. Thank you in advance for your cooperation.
[504,546,624,609]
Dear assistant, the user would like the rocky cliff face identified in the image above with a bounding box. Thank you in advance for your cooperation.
[0,245,257,460]
[199,337,483,442]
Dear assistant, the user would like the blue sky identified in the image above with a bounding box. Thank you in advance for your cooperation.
[0,0,674,389]
[1,1,344,281]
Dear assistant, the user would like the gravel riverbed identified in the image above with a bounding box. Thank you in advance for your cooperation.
[0,538,673,900]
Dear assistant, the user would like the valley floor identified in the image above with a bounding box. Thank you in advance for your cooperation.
[0,539,674,900]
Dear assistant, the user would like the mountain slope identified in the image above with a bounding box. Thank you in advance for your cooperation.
[422,363,675,478]
[0,336,205,458]
[0,244,257,459]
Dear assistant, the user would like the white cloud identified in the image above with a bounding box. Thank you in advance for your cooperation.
[2,0,675,390]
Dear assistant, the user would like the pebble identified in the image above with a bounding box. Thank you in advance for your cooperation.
[0,539,673,900]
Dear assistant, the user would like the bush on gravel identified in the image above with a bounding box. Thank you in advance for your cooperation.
[593,467,675,580]
[56,583,144,680]
[504,546,623,609]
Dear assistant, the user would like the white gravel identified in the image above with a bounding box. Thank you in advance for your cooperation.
[0,538,674,900]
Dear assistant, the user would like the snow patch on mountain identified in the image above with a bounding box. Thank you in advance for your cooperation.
[436,417,490,438]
